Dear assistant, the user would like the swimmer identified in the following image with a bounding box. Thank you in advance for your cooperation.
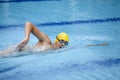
[0,22,69,56]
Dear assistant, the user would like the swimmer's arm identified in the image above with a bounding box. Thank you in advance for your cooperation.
[0,50,12,57]
[16,22,51,51]
[16,38,29,51]
[0,46,17,57]
[85,43,108,47]
[28,22,51,43]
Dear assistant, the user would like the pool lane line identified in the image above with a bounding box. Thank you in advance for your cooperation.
[0,0,61,3]
[0,65,19,73]
[39,17,120,26]
[0,17,120,28]
[60,58,120,70]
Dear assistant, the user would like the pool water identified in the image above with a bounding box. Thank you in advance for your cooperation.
[0,0,120,80]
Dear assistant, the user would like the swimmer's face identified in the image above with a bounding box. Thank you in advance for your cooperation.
[55,41,66,48]
[55,42,62,48]
[55,36,68,48]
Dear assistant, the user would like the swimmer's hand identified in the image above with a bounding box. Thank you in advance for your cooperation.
[16,38,29,51]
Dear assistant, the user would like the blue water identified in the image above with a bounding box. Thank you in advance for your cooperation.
[0,0,120,80]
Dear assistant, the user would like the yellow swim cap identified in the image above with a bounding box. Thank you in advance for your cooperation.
[54,32,69,43]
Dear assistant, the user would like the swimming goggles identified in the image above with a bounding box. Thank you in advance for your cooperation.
[56,36,68,46]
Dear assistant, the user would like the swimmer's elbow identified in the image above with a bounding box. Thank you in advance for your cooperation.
[25,21,33,25]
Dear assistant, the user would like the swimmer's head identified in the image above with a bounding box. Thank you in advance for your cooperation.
[54,32,69,46]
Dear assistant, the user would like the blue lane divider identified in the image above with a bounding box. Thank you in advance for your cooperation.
[0,17,120,28]
[39,17,120,26]
[0,65,19,73]
[70,58,120,69]
[0,0,61,3]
